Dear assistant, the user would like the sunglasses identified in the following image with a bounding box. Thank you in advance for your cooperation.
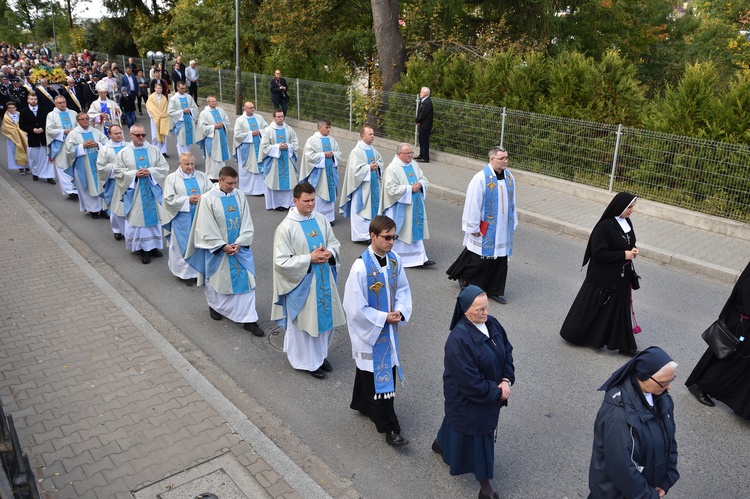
[132,133,146,138]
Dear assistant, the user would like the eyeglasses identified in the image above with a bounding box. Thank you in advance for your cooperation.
[650,375,676,388]
[491,156,509,161]
[399,151,414,155]
[132,133,146,138]
[375,234,399,241]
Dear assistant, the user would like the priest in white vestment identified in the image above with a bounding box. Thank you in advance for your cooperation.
[96,124,128,240]
[299,118,342,223]
[146,83,170,155]
[340,125,383,242]
[258,109,299,210]
[232,101,268,195]
[185,166,265,336]
[2,102,28,172]
[163,152,212,281]
[64,113,107,218]
[271,182,345,379]
[87,81,121,135]
[343,215,413,447]
[168,81,200,155]
[447,146,517,304]
[111,124,169,264]
[380,143,435,268]
[45,96,77,194]
[196,95,231,180]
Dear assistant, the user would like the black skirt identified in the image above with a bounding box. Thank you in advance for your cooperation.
[685,314,750,419]
[560,274,637,352]
[446,248,508,296]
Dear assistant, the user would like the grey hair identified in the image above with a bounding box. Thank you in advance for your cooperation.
[396,142,412,154]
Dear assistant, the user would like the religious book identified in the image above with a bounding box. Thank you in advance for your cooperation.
[479,220,489,236]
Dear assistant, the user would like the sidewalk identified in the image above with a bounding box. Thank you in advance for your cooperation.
[279,111,749,285]
[0,171,335,498]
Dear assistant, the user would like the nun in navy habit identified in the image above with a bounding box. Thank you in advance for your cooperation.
[433,285,515,499]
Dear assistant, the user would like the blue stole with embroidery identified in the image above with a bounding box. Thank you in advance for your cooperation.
[365,149,380,220]
[100,102,110,137]
[100,144,125,207]
[248,117,261,164]
[49,111,73,160]
[263,127,291,190]
[217,195,252,293]
[363,250,403,397]
[308,137,338,201]
[505,171,516,256]
[211,109,230,161]
[391,164,425,241]
[67,131,99,192]
[123,151,162,226]
[481,165,499,257]
[169,177,201,255]
[174,97,193,144]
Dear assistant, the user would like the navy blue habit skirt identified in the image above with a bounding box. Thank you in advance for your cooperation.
[436,417,494,481]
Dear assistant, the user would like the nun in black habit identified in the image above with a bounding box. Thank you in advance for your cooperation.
[685,260,750,418]
[560,192,640,356]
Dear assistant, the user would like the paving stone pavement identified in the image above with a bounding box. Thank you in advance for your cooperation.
[0,171,326,498]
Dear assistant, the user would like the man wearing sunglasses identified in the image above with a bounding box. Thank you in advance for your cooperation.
[111,123,170,264]
[343,215,413,447]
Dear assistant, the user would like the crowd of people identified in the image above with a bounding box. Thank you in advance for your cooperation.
[3,41,750,499]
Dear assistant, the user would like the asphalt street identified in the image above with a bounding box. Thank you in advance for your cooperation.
[3,123,749,499]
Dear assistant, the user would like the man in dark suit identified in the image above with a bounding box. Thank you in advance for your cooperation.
[270,69,289,116]
[414,86,434,163]
[120,66,139,127]
[19,93,55,183]
[150,70,170,96]
[61,77,83,113]
[170,63,185,86]
[34,78,58,115]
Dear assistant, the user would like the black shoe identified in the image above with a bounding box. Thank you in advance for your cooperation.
[163,153,169,158]
[24,168,31,173]
[320,358,332,372]
[141,251,151,264]
[113,233,124,241]
[423,260,436,267]
[330,221,335,226]
[99,210,110,219]
[478,491,500,499]
[149,248,163,257]
[489,295,507,305]
[32,175,39,181]
[619,349,639,357]
[244,322,265,337]
[47,178,57,185]
[687,384,715,407]
[415,158,429,163]
[18,169,26,175]
[209,308,222,321]
[460,280,468,290]
[431,438,443,457]
[90,211,100,219]
[413,156,422,160]
[309,368,327,380]
[68,193,78,200]
[274,206,288,211]
[385,431,409,447]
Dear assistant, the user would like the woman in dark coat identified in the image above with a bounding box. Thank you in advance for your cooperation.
[560,192,640,356]
[589,347,680,498]
[685,260,750,418]
[433,285,515,499]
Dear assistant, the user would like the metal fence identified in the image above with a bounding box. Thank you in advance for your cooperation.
[103,53,750,222]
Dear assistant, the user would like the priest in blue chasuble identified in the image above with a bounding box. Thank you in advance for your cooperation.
[271,182,345,379]
[343,215,413,447]
[185,166,264,337]
[95,124,128,240]
[340,125,384,242]
[197,95,231,180]
[380,143,435,268]
[111,123,169,264]
[63,112,107,218]
[233,101,268,195]
[163,152,213,282]
[259,109,299,210]
[299,118,342,224]
[168,81,199,156]
[447,146,517,305]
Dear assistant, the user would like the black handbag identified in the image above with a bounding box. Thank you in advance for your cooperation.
[701,319,740,359]
[630,262,641,290]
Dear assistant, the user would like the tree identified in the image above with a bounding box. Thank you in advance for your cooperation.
[371,0,406,90]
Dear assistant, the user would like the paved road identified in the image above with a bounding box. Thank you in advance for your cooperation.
[2,116,749,498]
